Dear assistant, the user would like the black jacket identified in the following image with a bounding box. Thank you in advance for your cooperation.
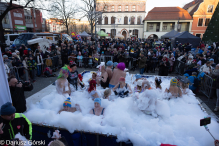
[0,113,32,141]
[216,76,219,89]
[10,86,27,113]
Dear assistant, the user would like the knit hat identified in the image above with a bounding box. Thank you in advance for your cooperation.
[106,61,113,66]
[12,52,17,56]
[94,98,101,106]
[170,78,178,86]
[135,74,142,79]
[5,48,9,52]
[3,55,8,59]
[117,62,125,71]
[63,97,71,107]
[137,80,143,86]
[15,50,19,54]
[113,62,118,67]
[0,102,16,116]
[96,62,105,68]
[209,58,214,61]
[184,73,190,78]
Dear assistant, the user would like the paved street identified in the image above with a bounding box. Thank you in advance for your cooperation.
[24,68,219,118]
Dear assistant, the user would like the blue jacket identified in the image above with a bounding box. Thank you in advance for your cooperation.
[188,76,196,91]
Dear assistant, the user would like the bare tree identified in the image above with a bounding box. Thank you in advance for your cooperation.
[49,0,77,35]
[79,0,106,36]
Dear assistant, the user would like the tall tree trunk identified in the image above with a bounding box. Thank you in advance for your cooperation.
[0,20,6,52]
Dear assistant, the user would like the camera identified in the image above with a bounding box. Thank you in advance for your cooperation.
[200,117,211,126]
[19,80,30,86]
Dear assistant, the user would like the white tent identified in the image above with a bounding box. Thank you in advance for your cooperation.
[79,31,91,37]
[115,33,124,38]
[0,49,12,108]
[27,38,52,53]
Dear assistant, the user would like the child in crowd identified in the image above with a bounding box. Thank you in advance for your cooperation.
[103,89,111,100]
[27,56,37,82]
[77,52,83,67]
[58,97,81,114]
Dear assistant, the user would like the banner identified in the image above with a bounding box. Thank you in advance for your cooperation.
[0,50,12,107]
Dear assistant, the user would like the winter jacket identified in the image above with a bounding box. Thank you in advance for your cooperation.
[36,55,43,65]
[216,76,219,89]
[27,60,37,70]
[199,64,212,74]
[10,86,28,113]
[139,56,147,68]
[188,75,197,91]
[0,113,32,141]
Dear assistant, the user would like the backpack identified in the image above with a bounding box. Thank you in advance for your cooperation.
[193,77,199,87]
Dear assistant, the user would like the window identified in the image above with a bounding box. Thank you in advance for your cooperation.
[163,25,167,30]
[124,16,128,24]
[198,18,203,26]
[0,11,9,24]
[9,35,18,41]
[125,6,128,11]
[131,16,135,25]
[196,34,201,38]
[137,16,141,25]
[205,18,211,26]
[111,16,115,24]
[132,6,136,11]
[118,5,121,11]
[104,17,108,24]
[149,24,153,30]
[104,6,108,12]
[207,5,213,13]
[98,17,102,24]
[111,6,114,11]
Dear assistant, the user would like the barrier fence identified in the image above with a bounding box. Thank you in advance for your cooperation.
[200,74,215,100]
[32,124,133,146]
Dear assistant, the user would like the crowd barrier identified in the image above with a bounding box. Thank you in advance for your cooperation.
[32,124,133,146]
[200,74,215,100]
[175,60,185,75]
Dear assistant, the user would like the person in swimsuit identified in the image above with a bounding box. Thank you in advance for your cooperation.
[142,80,152,91]
[89,98,105,116]
[103,88,111,100]
[165,78,182,99]
[100,65,109,89]
[58,97,81,114]
[155,77,162,89]
[113,77,132,98]
[88,80,99,100]
[134,80,144,93]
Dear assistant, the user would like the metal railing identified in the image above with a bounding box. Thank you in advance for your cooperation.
[200,74,214,100]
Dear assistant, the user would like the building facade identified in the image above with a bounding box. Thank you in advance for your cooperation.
[143,7,193,39]
[184,0,219,39]
[46,18,66,33]
[96,0,146,39]
[0,2,44,34]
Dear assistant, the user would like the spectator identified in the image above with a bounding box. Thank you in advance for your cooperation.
[211,64,219,78]
[199,61,213,74]
[35,50,43,76]
[89,98,105,116]
[134,80,144,93]
[4,60,10,79]
[169,53,175,72]
[0,102,32,141]
[3,47,12,58]
[45,55,53,68]
[138,53,147,74]
[27,56,37,82]
[159,55,170,76]
[22,56,29,81]
[23,47,28,56]
[61,45,69,66]
[77,52,83,67]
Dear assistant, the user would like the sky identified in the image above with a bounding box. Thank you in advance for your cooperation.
[41,0,194,19]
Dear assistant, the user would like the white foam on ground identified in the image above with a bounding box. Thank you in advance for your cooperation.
[25,72,219,146]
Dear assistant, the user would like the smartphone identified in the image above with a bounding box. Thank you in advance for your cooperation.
[200,117,211,126]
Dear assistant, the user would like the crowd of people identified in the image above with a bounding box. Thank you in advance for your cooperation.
[1,38,219,146]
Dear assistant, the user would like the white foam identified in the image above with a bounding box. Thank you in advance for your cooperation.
[25,72,219,146]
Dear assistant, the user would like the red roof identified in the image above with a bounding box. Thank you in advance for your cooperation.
[144,7,193,21]
[183,0,203,16]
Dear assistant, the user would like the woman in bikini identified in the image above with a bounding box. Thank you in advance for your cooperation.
[89,98,105,116]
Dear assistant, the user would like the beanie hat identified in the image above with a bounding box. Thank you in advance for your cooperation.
[170,78,178,86]
[12,52,17,56]
[3,55,8,59]
[113,62,118,67]
[63,97,71,107]
[0,102,16,116]
[94,98,101,106]
[184,73,190,78]
[106,61,113,66]
[135,74,142,80]
[209,58,214,61]
[117,62,125,71]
